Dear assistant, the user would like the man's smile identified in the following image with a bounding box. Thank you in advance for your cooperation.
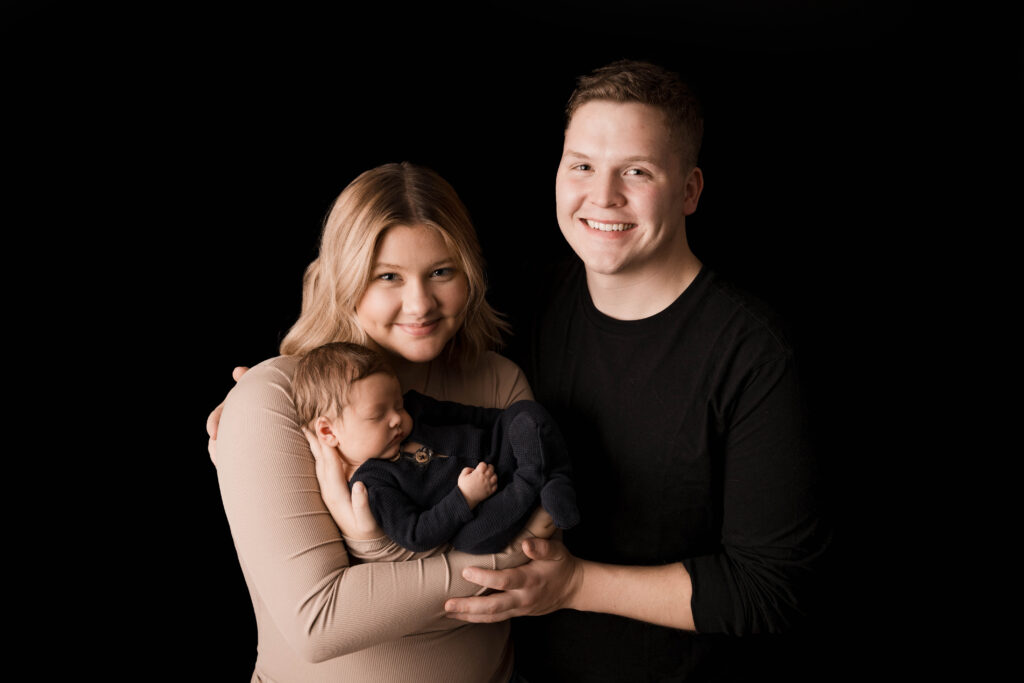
[584,219,637,232]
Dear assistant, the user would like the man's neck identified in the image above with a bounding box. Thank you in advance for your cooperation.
[585,250,703,321]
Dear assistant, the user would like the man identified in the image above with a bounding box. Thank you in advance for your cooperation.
[443,60,828,681]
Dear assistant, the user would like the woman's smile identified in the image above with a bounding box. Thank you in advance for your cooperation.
[394,319,441,336]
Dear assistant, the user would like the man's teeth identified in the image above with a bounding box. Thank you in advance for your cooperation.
[585,219,635,232]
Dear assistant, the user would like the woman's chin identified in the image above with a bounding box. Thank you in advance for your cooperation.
[383,339,450,365]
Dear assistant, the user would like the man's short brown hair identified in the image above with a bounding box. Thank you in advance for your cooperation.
[566,59,704,169]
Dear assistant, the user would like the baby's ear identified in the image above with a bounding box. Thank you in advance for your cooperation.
[315,416,340,447]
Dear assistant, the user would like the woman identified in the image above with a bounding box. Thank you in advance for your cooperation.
[211,162,542,682]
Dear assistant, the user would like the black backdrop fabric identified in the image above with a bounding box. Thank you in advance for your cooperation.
[8,2,1020,679]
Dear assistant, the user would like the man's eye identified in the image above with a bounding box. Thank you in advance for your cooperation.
[573,163,592,171]
[625,168,647,176]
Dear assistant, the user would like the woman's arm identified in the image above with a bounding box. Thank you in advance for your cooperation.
[216,357,529,663]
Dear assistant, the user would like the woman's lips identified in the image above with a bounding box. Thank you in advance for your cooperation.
[394,320,440,337]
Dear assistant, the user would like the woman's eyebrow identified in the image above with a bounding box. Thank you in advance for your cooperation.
[374,259,456,270]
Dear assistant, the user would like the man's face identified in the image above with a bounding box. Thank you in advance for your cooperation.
[555,100,702,281]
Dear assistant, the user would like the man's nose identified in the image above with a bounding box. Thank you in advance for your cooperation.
[590,172,625,207]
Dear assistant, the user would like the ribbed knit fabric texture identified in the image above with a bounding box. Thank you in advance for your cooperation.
[217,352,532,682]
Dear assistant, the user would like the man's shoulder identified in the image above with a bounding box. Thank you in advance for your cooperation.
[536,257,586,313]
[702,270,796,353]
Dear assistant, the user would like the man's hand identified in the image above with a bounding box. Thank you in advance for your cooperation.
[303,427,384,541]
[444,537,583,622]
[205,366,249,465]
[522,506,556,539]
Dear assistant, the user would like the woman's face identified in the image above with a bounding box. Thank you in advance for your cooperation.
[356,224,469,364]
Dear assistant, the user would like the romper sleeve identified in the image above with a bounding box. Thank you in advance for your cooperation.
[356,461,476,553]
[215,356,530,663]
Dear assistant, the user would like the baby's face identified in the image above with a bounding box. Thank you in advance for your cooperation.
[332,372,412,468]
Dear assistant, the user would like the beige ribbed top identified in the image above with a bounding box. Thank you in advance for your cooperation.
[216,352,534,683]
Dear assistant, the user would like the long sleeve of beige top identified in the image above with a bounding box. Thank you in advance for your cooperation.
[216,353,534,683]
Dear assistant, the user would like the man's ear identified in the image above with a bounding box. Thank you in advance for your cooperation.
[682,166,704,216]
[314,416,341,447]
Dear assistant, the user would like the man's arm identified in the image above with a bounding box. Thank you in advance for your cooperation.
[447,353,826,634]
[206,365,250,464]
[405,389,504,428]
[444,537,696,631]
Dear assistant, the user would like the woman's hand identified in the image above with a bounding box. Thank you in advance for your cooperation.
[303,427,384,541]
[206,366,250,466]
[444,537,584,622]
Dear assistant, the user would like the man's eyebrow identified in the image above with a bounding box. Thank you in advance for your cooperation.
[562,150,662,166]
[622,155,661,165]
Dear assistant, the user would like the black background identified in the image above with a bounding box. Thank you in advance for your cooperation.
[8,1,1020,679]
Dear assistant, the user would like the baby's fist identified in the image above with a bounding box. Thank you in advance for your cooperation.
[458,462,498,508]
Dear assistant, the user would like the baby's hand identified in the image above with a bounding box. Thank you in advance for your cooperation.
[458,462,498,509]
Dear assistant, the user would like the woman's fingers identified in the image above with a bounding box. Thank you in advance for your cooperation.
[350,482,384,538]
[205,366,250,465]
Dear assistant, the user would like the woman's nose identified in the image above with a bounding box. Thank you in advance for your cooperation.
[402,279,435,316]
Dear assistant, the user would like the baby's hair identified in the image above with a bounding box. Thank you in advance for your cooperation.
[292,342,394,427]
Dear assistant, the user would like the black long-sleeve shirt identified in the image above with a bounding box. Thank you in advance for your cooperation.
[510,261,830,681]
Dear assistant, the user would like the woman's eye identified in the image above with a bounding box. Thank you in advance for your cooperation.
[375,272,398,282]
[431,267,455,278]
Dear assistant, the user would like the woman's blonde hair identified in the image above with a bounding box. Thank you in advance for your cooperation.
[279,162,508,365]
